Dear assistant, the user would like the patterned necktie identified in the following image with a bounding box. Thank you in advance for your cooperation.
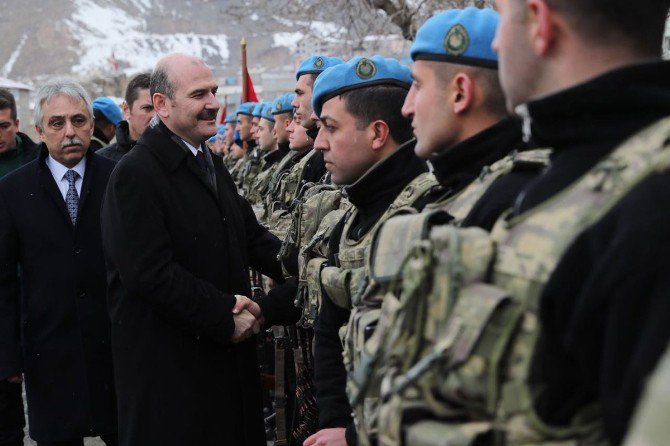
[64,169,79,225]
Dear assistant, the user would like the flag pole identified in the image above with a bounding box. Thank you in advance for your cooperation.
[241,37,248,102]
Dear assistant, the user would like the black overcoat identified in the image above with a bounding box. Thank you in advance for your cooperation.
[0,146,117,441]
[101,120,283,446]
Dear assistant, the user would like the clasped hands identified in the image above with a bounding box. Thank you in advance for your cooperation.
[230,295,265,343]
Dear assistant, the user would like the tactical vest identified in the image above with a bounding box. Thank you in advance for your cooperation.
[344,149,550,445]
[366,117,670,446]
[427,149,552,222]
[294,185,352,325]
[266,149,320,241]
[239,148,264,197]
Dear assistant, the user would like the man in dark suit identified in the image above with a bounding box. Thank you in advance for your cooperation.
[0,79,118,445]
[101,53,284,446]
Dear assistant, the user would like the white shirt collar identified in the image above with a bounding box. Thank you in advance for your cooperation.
[46,154,86,181]
[181,139,202,157]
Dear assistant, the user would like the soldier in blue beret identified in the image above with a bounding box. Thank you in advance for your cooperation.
[291,55,343,137]
[271,93,295,160]
[257,102,277,158]
[250,102,266,146]
[304,55,438,446]
[235,101,257,146]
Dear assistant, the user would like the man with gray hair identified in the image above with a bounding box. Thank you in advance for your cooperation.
[102,53,284,445]
[0,79,118,446]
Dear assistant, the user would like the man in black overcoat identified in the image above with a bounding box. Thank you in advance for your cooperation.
[101,53,284,446]
[0,79,117,445]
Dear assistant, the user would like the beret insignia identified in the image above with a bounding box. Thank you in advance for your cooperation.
[444,24,470,56]
[355,58,376,80]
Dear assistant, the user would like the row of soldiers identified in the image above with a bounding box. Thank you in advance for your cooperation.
[220,3,668,445]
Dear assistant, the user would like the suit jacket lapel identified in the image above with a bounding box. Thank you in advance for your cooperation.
[76,152,95,225]
[36,148,73,227]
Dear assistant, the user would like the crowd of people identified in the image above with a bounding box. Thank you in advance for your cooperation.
[1,1,669,445]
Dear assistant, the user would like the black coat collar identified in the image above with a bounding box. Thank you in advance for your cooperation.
[429,117,522,193]
[522,60,670,153]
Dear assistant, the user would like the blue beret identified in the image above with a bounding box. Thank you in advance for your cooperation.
[410,7,499,69]
[295,55,344,80]
[271,93,295,115]
[260,102,275,123]
[312,55,412,118]
[92,97,123,126]
[217,124,226,134]
[252,102,266,118]
[236,102,257,117]
[224,114,236,124]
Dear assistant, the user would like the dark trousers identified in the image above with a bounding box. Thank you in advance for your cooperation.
[0,380,24,446]
[37,435,118,446]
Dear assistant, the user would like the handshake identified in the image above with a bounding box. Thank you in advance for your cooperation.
[230,295,265,343]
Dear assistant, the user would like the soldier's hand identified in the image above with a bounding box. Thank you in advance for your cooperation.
[303,427,347,446]
[233,295,264,326]
[231,309,261,344]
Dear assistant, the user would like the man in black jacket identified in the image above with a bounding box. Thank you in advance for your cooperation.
[0,79,117,445]
[470,0,670,442]
[102,53,284,446]
[98,73,153,162]
[0,88,38,179]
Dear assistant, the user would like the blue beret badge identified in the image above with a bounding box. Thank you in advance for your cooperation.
[314,57,325,69]
[444,24,470,56]
[355,58,377,80]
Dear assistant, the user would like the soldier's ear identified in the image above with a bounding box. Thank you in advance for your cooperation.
[370,120,390,151]
[452,72,475,115]
[527,0,556,57]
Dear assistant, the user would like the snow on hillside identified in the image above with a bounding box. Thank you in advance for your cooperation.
[67,0,229,75]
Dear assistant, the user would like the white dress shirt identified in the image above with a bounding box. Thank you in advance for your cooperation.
[181,139,202,157]
[46,155,86,200]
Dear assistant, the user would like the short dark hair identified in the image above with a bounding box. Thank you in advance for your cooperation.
[150,65,175,100]
[0,88,17,120]
[340,85,413,145]
[434,63,508,119]
[93,108,112,128]
[545,0,669,56]
[125,72,151,107]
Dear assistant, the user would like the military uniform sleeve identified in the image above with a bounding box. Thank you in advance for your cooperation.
[257,277,301,328]
[102,161,238,345]
[0,188,22,380]
[313,290,353,429]
[231,176,285,284]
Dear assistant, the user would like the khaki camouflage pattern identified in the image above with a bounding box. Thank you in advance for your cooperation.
[238,148,264,197]
[429,149,551,222]
[370,117,670,446]
[265,149,321,242]
[229,157,246,186]
[345,149,551,444]
[222,153,236,171]
[304,171,436,445]
[623,342,670,446]
[280,184,348,277]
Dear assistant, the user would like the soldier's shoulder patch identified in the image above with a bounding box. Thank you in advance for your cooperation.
[355,58,377,80]
[444,24,470,56]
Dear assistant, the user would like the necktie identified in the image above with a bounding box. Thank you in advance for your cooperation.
[195,150,207,171]
[64,169,79,225]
